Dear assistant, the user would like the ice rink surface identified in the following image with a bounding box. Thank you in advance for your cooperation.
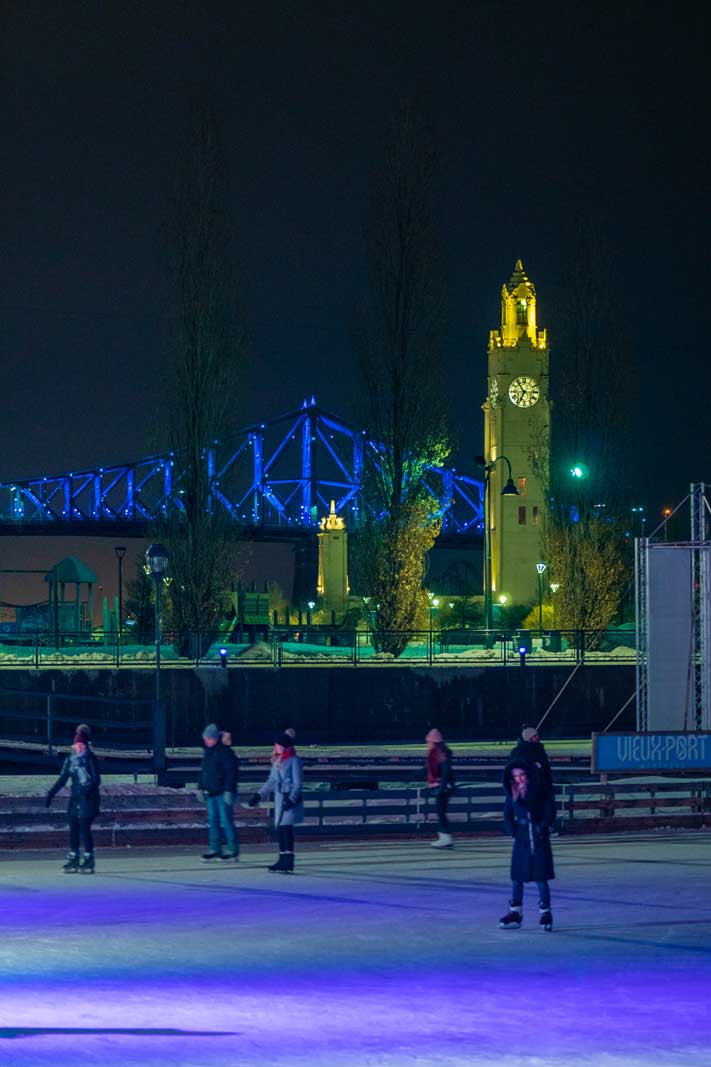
[1,831,710,1067]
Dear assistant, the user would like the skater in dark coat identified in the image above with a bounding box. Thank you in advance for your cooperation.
[198,724,239,861]
[510,725,554,800]
[247,733,303,873]
[425,728,456,849]
[499,759,555,931]
[45,725,101,873]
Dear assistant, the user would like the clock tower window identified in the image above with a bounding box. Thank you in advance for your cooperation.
[516,299,527,325]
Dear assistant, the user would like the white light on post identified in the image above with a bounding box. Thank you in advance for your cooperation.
[536,562,547,637]
[146,543,169,782]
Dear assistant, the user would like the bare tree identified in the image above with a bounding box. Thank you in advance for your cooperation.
[541,219,635,628]
[551,219,635,511]
[161,99,246,647]
[354,102,451,656]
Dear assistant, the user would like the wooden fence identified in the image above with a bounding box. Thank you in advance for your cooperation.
[294,779,711,835]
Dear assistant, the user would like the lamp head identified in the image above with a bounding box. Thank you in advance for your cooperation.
[146,543,169,576]
[501,477,519,497]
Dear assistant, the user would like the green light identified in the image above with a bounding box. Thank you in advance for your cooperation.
[569,462,589,479]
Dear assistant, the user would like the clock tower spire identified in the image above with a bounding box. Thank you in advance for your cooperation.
[483,260,550,611]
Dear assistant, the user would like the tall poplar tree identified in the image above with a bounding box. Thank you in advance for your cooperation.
[161,100,245,647]
[354,102,450,656]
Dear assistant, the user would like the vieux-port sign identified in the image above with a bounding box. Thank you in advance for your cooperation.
[592,732,711,773]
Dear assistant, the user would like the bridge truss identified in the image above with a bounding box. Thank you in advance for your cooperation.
[0,399,484,538]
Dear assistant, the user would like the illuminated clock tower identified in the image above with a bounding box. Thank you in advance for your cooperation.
[483,260,550,609]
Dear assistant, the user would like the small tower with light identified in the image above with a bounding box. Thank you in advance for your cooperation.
[483,260,550,607]
[316,500,349,616]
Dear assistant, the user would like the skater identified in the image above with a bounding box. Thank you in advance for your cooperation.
[247,732,303,873]
[198,724,239,861]
[45,724,101,873]
[499,760,555,931]
[219,730,240,858]
[510,725,554,800]
[425,728,456,848]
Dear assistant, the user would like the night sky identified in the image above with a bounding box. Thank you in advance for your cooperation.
[2,1,709,524]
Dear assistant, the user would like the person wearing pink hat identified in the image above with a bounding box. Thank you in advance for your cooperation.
[425,728,456,848]
[45,725,101,873]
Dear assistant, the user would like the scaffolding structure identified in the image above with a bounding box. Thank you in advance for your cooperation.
[636,483,711,731]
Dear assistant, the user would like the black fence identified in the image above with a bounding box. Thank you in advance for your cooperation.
[0,626,637,668]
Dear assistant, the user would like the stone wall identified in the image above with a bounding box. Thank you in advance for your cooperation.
[0,665,635,745]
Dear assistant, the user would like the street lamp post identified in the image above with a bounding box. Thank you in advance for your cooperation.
[146,543,169,782]
[113,546,126,649]
[550,582,560,629]
[478,456,519,633]
[536,562,547,636]
[429,596,440,634]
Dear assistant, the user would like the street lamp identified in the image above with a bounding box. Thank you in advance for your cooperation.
[477,455,519,633]
[550,582,560,629]
[146,543,169,782]
[113,546,126,648]
[662,507,672,542]
[536,562,547,636]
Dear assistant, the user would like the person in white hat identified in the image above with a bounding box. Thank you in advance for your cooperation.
[425,728,456,848]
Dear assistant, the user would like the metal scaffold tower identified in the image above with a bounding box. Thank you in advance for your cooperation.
[636,483,711,731]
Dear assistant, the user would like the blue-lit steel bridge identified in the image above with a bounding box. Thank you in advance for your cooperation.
[0,399,483,540]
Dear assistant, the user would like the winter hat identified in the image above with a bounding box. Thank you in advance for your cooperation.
[273,732,295,750]
[285,727,296,740]
[202,723,220,742]
[521,726,539,742]
[425,728,443,743]
[73,724,91,745]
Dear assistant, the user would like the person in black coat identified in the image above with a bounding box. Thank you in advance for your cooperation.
[219,730,240,857]
[510,725,554,800]
[499,758,555,931]
[46,725,101,873]
[198,724,239,861]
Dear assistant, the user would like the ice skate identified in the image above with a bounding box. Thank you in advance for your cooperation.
[62,852,79,873]
[79,852,95,874]
[539,908,553,931]
[201,851,224,861]
[430,832,454,849]
[499,906,522,929]
[220,852,240,862]
[267,852,288,872]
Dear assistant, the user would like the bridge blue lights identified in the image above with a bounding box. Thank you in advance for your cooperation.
[0,400,483,537]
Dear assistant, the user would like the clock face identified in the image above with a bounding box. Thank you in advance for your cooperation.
[508,376,540,408]
[489,377,499,408]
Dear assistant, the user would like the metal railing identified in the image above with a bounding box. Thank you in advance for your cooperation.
[0,687,153,754]
[0,626,638,668]
[294,778,711,835]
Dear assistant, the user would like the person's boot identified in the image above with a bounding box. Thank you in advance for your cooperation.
[268,852,289,872]
[79,852,95,874]
[430,833,454,849]
[201,851,224,861]
[539,907,553,932]
[62,852,79,873]
[282,851,295,874]
[498,905,522,929]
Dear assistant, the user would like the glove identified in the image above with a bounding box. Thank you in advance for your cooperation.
[246,793,260,808]
[223,791,234,807]
[282,796,295,811]
[199,790,207,803]
[45,792,53,809]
